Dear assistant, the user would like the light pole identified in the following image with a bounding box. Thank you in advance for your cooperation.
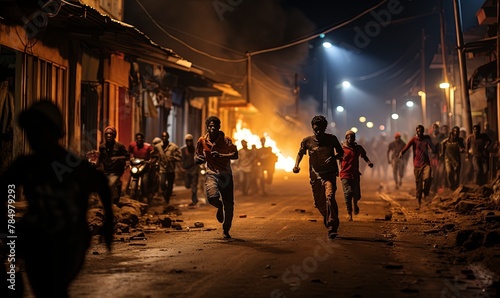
[418,91,427,126]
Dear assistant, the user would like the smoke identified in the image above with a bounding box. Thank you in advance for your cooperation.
[126,0,317,155]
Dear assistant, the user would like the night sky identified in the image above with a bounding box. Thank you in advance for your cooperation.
[124,0,487,138]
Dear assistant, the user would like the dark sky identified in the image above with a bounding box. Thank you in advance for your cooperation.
[124,0,487,137]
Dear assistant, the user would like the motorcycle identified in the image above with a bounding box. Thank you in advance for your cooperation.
[128,158,150,201]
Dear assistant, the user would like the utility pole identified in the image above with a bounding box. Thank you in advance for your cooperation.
[453,0,473,133]
[420,29,427,127]
[246,52,251,104]
[294,73,300,116]
[440,0,451,126]
[497,0,500,142]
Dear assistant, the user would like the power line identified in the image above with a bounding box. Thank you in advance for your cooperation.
[134,0,247,63]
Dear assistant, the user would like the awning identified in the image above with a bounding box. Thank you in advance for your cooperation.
[0,1,194,71]
[187,86,222,98]
[469,60,496,90]
[213,83,248,107]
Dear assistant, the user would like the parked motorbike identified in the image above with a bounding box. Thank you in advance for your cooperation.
[128,158,150,201]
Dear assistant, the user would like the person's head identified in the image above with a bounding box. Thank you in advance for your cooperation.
[241,139,248,149]
[451,126,460,138]
[152,137,162,147]
[161,131,169,144]
[206,116,221,136]
[441,124,449,135]
[185,134,194,146]
[18,99,64,152]
[260,137,266,146]
[135,132,145,147]
[394,132,401,141]
[416,124,425,137]
[251,144,257,150]
[345,130,356,145]
[311,115,328,137]
[104,126,117,144]
[473,124,481,135]
[432,122,440,134]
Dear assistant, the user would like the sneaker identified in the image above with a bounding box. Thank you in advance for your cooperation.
[354,202,360,215]
[216,207,224,223]
[223,231,231,239]
[328,229,338,239]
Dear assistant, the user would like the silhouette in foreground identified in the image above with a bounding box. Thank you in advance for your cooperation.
[1,100,113,297]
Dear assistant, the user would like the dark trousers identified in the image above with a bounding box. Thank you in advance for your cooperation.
[160,172,175,204]
[445,160,461,191]
[105,173,122,204]
[206,172,234,232]
[341,178,361,213]
[414,165,432,201]
[310,174,339,232]
[472,156,487,186]
[184,169,199,204]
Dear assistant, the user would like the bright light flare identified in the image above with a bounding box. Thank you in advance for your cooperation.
[439,82,450,89]
[366,122,374,128]
[359,116,366,123]
[350,127,358,133]
[342,81,350,88]
[322,41,332,48]
[391,113,399,120]
[336,106,344,113]
[379,125,385,131]
[406,101,414,108]
[233,119,295,172]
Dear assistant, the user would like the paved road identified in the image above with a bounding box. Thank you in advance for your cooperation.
[23,170,498,297]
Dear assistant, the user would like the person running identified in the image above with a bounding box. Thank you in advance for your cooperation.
[293,115,344,239]
[195,116,238,239]
[340,130,374,221]
[154,131,182,206]
[465,124,492,186]
[440,126,466,190]
[97,125,128,204]
[180,134,200,207]
[1,100,113,297]
[399,124,435,209]
[387,132,406,189]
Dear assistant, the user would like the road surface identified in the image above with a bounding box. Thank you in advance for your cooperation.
[22,170,499,297]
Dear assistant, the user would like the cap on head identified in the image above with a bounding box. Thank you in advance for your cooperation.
[152,137,162,145]
[104,126,117,137]
[394,132,401,138]
[185,134,194,140]
[345,130,355,137]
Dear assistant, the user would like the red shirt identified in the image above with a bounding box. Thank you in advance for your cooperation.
[340,143,368,179]
[129,142,153,160]
[195,131,238,174]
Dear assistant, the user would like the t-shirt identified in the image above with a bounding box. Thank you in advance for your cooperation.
[340,143,367,179]
[298,133,343,178]
[401,135,433,168]
[129,142,153,160]
[195,131,238,174]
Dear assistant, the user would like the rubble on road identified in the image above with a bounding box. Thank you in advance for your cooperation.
[422,174,500,279]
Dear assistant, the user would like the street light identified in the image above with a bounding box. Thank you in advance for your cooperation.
[342,80,351,88]
[359,116,366,123]
[406,100,414,108]
[418,90,427,126]
[322,41,332,48]
[440,82,455,126]
[336,105,344,112]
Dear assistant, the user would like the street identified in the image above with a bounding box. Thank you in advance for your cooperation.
[25,170,498,297]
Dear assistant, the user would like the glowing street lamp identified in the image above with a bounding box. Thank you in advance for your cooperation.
[391,113,399,120]
[336,106,345,113]
[439,82,450,89]
[322,41,332,48]
[342,81,351,88]
[366,121,374,128]
[359,116,366,123]
[406,100,414,108]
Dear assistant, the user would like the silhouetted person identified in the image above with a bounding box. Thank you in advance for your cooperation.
[195,116,238,239]
[1,100,113,298]
[257,137,277,195]
[293,115,344,239]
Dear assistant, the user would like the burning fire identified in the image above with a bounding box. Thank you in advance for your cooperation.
[233,119,295,172]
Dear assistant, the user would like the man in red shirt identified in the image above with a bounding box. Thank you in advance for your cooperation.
[128,132,154,203]
[399,124,435,209]
[340,130,373,221]
[195,116,238,239]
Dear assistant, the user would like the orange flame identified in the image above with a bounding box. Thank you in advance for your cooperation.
[233,119,295,172]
